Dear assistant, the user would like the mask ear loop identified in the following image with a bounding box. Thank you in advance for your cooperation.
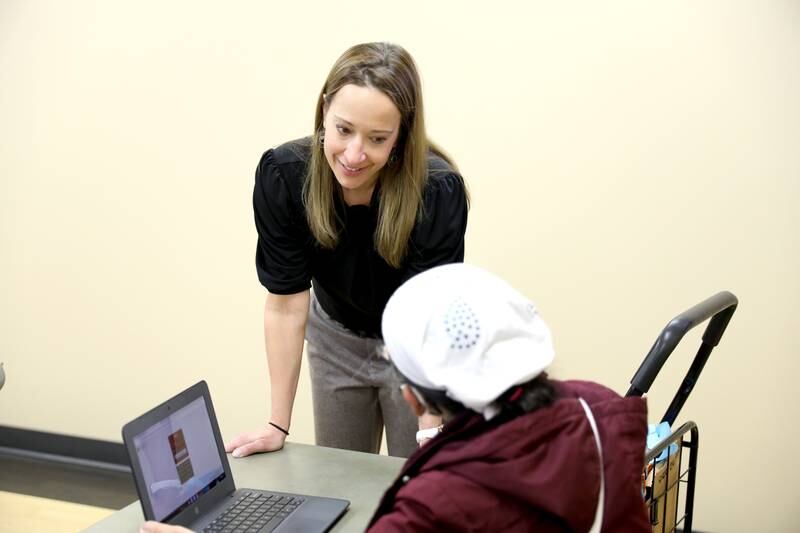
[407,384,444,416]
[410,386,428,409]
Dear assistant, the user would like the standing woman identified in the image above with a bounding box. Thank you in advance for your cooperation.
[226,42,469,458]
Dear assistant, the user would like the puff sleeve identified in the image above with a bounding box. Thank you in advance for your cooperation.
[252,149,313,294]
[402,172,468,281]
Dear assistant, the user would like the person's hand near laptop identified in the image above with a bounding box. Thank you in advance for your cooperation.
[224,422,287,458]
[140,521,191,533]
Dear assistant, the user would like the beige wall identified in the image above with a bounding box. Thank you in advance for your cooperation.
[1,1,797,530]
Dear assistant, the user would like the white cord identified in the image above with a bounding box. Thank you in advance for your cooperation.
[578,398,605,533]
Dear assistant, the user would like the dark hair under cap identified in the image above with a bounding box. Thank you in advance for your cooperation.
[400,370,557,420]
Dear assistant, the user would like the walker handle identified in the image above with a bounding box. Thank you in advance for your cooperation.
[625,291,738,426]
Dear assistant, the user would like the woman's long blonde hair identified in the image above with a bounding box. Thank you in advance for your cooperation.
[303,42,457,268]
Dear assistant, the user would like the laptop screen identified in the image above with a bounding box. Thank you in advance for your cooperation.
[132,396,226,521]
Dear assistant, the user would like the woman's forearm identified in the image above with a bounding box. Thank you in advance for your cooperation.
[263,290,310,430]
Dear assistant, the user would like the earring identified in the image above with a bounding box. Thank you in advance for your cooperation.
[388,148,398,165]
[318,130,325,144]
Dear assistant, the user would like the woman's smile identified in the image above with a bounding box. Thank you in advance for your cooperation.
[338,159,371,177]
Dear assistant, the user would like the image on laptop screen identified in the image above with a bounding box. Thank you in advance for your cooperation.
[132,396,226,522]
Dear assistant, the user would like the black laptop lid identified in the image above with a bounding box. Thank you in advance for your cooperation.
[122,381,236,523]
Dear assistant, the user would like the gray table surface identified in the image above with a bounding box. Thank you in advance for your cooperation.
[83,442,405,533]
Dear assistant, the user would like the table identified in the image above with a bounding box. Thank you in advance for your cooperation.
[0,490,113,533]
[84,442,405,532]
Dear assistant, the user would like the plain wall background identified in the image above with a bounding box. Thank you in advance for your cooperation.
[1,1,797,530]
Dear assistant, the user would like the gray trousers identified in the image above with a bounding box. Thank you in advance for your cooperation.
[305,294,418,458]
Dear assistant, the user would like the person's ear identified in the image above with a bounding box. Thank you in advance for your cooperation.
[321,93,330,118]
[401,384,427,417]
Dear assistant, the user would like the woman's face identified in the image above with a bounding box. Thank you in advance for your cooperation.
[323,84,401,205]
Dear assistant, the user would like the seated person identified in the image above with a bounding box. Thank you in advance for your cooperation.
[142,263,651,533]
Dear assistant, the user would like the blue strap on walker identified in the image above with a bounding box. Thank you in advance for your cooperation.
[647,422,680,462]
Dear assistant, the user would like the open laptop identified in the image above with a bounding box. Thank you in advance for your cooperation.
[122,380,349,532]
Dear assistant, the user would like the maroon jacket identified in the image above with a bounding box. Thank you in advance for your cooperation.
[368,380,650,532]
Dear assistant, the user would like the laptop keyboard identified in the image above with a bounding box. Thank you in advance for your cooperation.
[203,491,306,533]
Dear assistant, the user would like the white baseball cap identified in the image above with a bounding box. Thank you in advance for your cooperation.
[382,263,555,417]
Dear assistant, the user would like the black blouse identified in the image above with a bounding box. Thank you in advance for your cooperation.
[253,137,468,338]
